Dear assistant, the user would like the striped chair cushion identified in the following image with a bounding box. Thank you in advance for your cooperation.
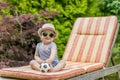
[0,62,104,79]
[62,16,118,64]
[0,64,85,79]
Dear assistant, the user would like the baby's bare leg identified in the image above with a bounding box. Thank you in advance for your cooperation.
[52,60,66,72]
[29,60,41,71]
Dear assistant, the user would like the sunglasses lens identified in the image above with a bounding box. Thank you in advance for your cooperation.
[42,32,48,36]
[49,33,54,37]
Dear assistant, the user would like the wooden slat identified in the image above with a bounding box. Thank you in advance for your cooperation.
[106,23,120,66]
[68,64,120,80]
[0,77,20,80]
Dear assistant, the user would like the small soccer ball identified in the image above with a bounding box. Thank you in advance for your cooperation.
[40,63,50,72]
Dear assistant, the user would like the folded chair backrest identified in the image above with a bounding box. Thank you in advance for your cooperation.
[62,16,118,65]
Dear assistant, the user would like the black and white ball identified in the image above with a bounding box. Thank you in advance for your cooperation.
[40,63,50,72]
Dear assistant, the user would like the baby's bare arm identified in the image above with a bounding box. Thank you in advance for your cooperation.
[46,44,57,63]
[34,47,44,64]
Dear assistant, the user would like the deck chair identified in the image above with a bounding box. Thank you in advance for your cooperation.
[0,16,120,80]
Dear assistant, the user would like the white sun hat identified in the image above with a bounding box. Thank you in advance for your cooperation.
[38,23,58,38]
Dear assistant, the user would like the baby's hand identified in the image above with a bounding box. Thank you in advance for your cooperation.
[37,60,45,64]
[49,63,53,72]
[45,59,52,64]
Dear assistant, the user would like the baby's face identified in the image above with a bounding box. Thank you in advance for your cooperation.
[40,29,55,44]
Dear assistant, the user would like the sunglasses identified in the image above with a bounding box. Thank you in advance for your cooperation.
[41,32,55,38]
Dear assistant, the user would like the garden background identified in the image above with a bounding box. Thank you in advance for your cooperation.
[0,0,120,79]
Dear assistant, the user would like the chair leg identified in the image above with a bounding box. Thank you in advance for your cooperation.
[118,70,120,80]
[111,57,115,66]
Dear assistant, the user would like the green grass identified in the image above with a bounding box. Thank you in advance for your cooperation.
[105,73,118,80]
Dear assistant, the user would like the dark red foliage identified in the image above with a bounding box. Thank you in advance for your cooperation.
[40,9,59,18]
[0,14,41,68]
[0,2,9,9]
[0,59,29,69]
